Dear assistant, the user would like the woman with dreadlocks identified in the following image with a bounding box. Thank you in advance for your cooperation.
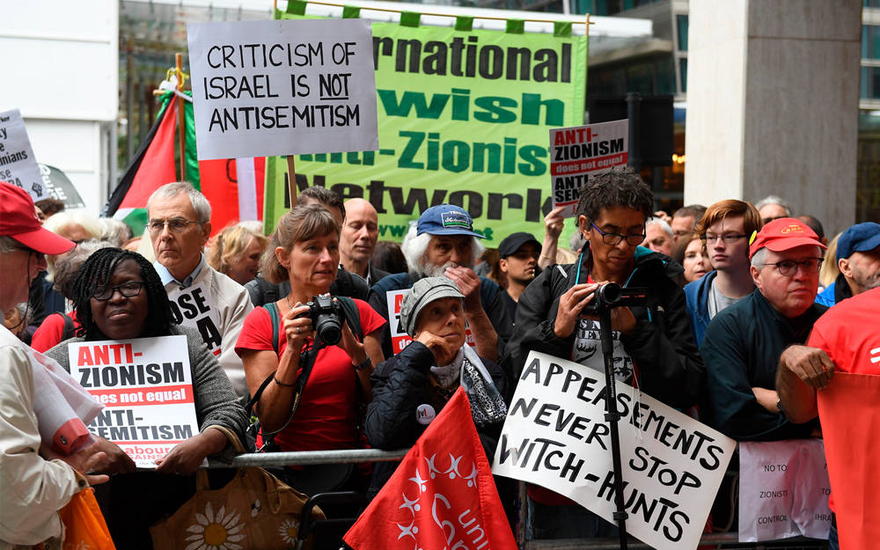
[46,247,248,550]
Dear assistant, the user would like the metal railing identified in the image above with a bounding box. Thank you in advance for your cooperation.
[207,449,828,550]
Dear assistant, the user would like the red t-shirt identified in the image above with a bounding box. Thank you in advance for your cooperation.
[807,286,880,375]
[31,310,79,353]
[235,299,386,452]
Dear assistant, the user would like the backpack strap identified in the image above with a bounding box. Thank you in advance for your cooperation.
[337,296,362,340]
[263,302,281,354]
[60,313,76,341]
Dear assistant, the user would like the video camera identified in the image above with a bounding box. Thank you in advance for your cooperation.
[582,283,649,315]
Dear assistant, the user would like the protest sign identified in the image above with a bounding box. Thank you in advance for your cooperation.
[818,372,880,550]
[549,119,628,217]
[67,335,199,469]
[738,439,831,542]
[166,282,224,357]
[187,19,378,160]
[493,351,736,550]
[385,288,475,354]
[265,10,588,244]
[0,109,46,201]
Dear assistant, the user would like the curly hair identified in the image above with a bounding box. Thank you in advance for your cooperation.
[72,248,173,340]
[575,168,654,224]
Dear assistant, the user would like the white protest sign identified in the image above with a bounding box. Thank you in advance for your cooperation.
[549,119,628,218]
[67,335,200,469]
[493,351,736,550]
[0,109,46,201]
[187,19,378,160]
[386,287,476,355]
[166,281,224,358]
[738,439,831,542]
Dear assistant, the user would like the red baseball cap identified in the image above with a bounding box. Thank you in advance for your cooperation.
[0,182,75,255]
[748,217,826,259]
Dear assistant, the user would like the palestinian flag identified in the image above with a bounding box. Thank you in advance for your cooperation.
[105,91,265,237]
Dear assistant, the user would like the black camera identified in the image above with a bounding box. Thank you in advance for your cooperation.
[581,283,650,315]
[301,294,344,345]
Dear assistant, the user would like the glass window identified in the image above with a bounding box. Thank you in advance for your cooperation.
[865,0,880,7]
[861,66,880,99]
[864,26,880,59]
[676,15,688,52]
[679,57,688,94]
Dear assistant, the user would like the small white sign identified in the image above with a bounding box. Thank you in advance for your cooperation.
[0,109,46,201]
[549,119,628,218]
[738,439,831,542]
[187,19,379,160]
[67,335,200,469]
[493,351,736,550]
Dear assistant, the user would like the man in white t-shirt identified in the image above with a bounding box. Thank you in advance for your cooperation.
[684,199,763,346]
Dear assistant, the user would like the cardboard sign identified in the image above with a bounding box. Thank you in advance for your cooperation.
[0,109,46,201]
[166,281,223,358]
[385,287,475,355]
[549,119,628,217]
[738,439,831,542]
[187,19,378,160]
[67,336,199,469]
[493,351,736,550]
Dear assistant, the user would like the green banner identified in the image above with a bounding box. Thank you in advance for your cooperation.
[267,11,588,245]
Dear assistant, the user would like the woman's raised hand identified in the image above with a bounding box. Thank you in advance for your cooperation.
[283,303,314,350]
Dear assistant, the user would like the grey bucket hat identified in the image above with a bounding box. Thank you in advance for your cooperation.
[399,276,465,337]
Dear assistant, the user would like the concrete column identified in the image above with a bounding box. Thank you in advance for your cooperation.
[684,0,861,235]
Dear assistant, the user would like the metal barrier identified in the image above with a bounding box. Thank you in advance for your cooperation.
[207,449,828,550]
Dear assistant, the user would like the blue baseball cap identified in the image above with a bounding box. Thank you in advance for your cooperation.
[417,204,484,238]
[837,222,880,261]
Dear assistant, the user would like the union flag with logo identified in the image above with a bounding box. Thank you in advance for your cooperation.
[344,388,516,550]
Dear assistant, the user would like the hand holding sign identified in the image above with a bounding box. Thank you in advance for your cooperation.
[155,428,228,475]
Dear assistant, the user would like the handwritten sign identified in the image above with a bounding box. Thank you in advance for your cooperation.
[738,439,831,542]
[67,335,199,468]
[549,119,628,217]
[493,351,735,550]
[0,109,45,201]
[187,19,378,160]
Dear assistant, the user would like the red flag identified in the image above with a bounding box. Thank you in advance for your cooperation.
[199,157,266,236]
[117,96,178,212]
[344,388,516,550]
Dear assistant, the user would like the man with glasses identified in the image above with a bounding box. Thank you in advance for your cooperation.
[508,169,703,539]
[147,182,253,396]
[702,218,826,441]
[684,200,762,345]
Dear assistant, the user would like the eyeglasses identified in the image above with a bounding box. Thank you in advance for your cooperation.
[761,258,823,277]
[92,281,146,301]
[147,217,201,234]
[703,233,748,244]
[590,223,646,246]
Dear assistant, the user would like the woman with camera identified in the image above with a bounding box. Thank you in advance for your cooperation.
[235,204,385,492]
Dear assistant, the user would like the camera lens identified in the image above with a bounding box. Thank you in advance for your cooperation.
[315,314,342,345]
[599,283,622,305]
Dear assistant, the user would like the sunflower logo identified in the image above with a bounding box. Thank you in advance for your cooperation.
[184,502,246,550]
[278,518,300,545]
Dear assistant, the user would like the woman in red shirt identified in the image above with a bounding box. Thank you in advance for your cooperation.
[235,204,385,492]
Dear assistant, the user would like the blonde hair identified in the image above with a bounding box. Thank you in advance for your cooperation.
[261,205,340,284]
[207,224,268,276]
[820,233,841,288]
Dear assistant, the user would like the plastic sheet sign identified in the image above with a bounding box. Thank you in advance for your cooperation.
[738,439,831,542]
[187,19,378,160]
[549,119,628,218]
[493,351,736,550]
[0,109,46,201]
[67,335,199,469]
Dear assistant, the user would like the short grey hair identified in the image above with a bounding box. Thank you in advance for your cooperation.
[400,223,484,278]
[0,236,19,254]
[43,210,103,240]
[99,218,132,247]
[755,195,792,216]
[646,217,673,237]
[147,182,211,223]
[53,239,112,298]
[750,247,769,268]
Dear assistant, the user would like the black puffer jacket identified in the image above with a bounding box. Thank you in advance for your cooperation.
[507,247,704,410]
[365,342,508,491]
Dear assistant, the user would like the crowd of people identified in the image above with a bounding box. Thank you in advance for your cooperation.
[1,170,878,549]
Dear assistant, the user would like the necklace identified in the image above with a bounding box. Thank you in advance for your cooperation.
[285,294,295,313]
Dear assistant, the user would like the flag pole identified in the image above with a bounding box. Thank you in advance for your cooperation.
[175,53,186,183]
[286,156,298,208]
